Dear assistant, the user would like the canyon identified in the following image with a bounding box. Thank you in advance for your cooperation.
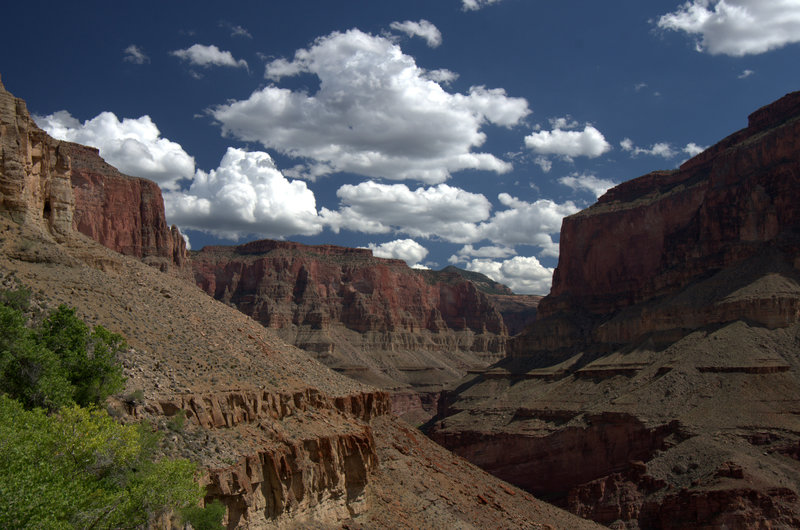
[1,74,593,528]
[191,241,540,422]
[429,91,800,527]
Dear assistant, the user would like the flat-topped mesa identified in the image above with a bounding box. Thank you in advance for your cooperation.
[234,238,375,258]
[518,90,800,356]
[191,239,539,420]
[193,239,510,341]
[0,78,188,272]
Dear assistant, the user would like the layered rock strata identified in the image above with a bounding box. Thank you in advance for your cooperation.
[0,74,74,240]
[0,75,187,272]
[1,76,595,528]
[430,91,800,527]
[191,241,538,421]
[67,141,189,272]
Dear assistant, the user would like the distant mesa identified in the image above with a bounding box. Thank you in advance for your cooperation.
[191,239,540,423]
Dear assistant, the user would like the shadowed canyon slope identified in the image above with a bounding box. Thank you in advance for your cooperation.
[191,241,540,422]
[429,91,800,528]
[0,75,594,528]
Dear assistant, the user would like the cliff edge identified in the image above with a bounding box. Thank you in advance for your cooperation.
[430,91,800,528]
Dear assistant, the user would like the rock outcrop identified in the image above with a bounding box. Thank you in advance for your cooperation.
[191,240,539,422]
[67,141,189,272]
[0,74,74,240]
[430,91,800,528]
[0,75,188,272]
[1,76,596,529]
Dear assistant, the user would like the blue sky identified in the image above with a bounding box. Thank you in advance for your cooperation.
[3,0,799,293]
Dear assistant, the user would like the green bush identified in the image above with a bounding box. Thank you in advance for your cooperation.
[0,293,226,528]
[0,303,125,410]
[0,396,205,528]
[0,285,31,311]
[181,499,226,530]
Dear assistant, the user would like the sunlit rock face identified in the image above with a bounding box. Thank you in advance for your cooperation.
[0,75,188,272]
[0,74,74,240]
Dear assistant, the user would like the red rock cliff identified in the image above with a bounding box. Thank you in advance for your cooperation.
[0,76,188,272]
[431,91,800,528]
[514,90,800,357]
[66,142,188,272]
[191,240,538,420]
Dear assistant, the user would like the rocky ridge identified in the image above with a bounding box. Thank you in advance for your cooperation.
[430,91,800,528]
[191,240,539,422]
[0,76,594,528]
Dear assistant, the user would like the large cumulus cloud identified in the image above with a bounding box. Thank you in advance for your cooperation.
[35,110,195,191]
[321,181,491,242]
[367,239,429,268]
[460,256,554,295]
[164,148,323,239]
[212,28,530,183]
[524,124,611,161]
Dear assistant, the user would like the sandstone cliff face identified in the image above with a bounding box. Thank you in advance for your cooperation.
[431,91,800,528]
[66,141,189,272]
[0,76,187,272]
[0,74,73,240]
[191,240,538,420]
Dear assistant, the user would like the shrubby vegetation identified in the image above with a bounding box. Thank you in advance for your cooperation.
[0,285,224,529]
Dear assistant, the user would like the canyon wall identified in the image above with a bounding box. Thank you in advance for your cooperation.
[191,241,538,421]
[1,76,594,529]
[430,91,800,528]
[0,74,74,240]
[515,90,800,358]
[0,75,187,272]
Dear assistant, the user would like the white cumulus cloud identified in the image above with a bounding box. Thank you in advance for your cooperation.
[461,256,554,295]
[321,181,491,243]
[367,239,429,268]
[621,138,706,159]
[171,44,248,69]
[321,183,576,259]
[164,148,323,240]
[477,193,579,258]
[683,142,706,157]
[449,244,516,262]
[389,19,442,47]
[34,110,195,190]
[558,173,617,198]
[658,0,800,56]
[214,28,530,183]
[524,124,611,160]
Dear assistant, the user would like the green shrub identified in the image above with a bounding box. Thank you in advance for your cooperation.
[0,396,204,528]
[181,499,226,530]
[0,302,126,411]
[0,285,31,311]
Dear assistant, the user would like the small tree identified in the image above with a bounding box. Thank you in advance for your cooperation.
[37,305,126,407]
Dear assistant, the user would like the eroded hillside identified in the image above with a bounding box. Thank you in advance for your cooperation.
[0,74,595,528]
